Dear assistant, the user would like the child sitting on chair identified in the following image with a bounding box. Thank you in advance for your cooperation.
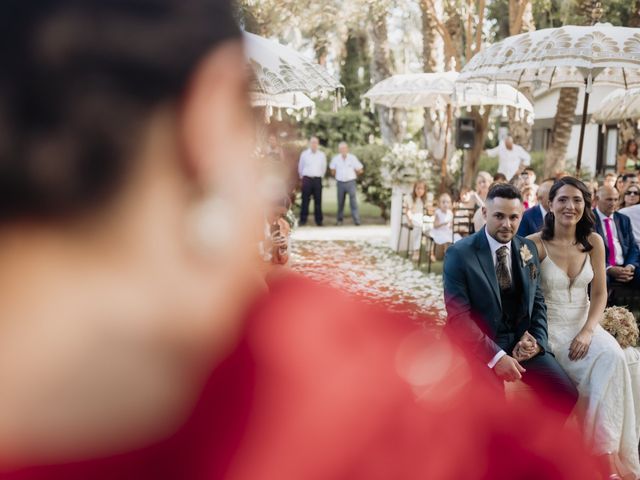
[429,192,461,260]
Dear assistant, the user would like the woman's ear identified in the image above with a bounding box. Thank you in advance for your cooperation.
[178,40,254,190]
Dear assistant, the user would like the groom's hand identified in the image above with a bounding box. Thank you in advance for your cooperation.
[512,331,541,362]
[494,355,526,382]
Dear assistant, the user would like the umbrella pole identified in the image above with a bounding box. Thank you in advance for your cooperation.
[440,104,452,193]
[576,83,590,175]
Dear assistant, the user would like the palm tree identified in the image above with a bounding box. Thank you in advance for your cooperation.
[543,0,598,177]
[507,0,535,150]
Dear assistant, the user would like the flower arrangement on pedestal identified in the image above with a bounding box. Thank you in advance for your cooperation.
[380,142,430,187]
[601,306,638,348]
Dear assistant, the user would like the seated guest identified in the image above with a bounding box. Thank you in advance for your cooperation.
[622,173,638,192]
[471,171,493,232]
[603,172,617,190]
[619,202,640,251]
[520,166,538,196]
[493,172,508,183]
[402,180,428,261]
[517,178,554,237]
[616,174,625,192]
[620,184,640,209]
[521,186,536,209]
[593,186,640,287]
[617,139,640,173]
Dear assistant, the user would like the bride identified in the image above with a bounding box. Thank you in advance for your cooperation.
[526,176,640,479]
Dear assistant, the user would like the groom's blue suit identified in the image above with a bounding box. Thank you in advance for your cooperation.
[443,227,577,415]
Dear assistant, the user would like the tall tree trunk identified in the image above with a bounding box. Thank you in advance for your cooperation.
[369,4,403,145]
[508,1,534,150]
[420,0,446,166]
[463,107,492,188]
[543,0,594,177]
[544,87,579,177]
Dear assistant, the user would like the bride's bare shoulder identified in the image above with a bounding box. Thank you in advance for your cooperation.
[525,232,544,257]
[587,232,604,252]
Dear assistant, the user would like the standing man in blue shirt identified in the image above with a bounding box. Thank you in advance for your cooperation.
[330,142,364,226]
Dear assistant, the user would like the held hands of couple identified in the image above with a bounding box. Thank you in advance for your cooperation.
[512,331,540,362]
[495,332,540,382]
[568,328,593,361]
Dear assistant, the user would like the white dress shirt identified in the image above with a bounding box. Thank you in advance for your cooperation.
[595,208,625,267]
[298,148,327,178]
[484,228,512,368]
[619,204,640,251]
[539,204,547,220]
[329,153,363,182]
[486,142,531,181]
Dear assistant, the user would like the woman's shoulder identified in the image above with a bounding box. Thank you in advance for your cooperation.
[524,233,545,259]
[587,231,604,251]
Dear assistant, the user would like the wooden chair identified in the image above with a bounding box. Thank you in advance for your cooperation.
[452,203,476,241]
[396,194,414,257]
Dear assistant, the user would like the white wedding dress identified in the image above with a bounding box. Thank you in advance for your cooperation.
[540,247,640,478]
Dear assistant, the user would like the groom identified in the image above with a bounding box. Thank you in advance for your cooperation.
[443,183,577,416]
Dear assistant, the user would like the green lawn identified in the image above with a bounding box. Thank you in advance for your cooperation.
[293,181,385,225]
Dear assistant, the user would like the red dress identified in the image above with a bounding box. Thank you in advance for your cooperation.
[1,273,596,479]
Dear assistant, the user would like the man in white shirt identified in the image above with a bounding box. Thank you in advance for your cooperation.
[298,136,327,226]
[485,136,531,182]
[329,142,364,226]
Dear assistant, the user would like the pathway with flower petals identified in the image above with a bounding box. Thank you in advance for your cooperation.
[290,225,446,330]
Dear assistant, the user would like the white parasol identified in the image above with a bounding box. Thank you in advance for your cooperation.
[363,72,534,183]
[363,72,533,115]
[250,91,315,122]
[243,32,342,98]
[592,87,640,124]
[458,23,640,171]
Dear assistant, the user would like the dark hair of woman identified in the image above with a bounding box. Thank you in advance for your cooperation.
[0,0,240,222]
[626,139,638,156]
[541,176,595,252]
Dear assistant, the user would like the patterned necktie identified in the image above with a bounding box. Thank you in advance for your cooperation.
[496,246,512,291]
[603,218,616,266]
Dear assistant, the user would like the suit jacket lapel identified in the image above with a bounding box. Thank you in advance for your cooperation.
[474,228,501,308]
[593,210,609,259]
[614,213,627,258]
[512,236,532,315]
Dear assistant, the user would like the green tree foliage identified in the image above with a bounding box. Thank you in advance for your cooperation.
[340,31,371,107]
[351,144,392,220]
[488,0,633,40]
[299,104,379,152]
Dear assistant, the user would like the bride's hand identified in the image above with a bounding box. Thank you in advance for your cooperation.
[569,329,593,361]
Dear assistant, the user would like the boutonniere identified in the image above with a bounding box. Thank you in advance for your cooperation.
[519,245,533,266]
[519,244,537,280]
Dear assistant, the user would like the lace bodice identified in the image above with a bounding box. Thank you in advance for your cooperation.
[539,253,593,306]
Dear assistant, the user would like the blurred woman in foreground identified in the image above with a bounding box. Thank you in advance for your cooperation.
[0,1,598,479]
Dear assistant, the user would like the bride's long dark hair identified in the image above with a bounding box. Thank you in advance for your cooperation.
[541,176,595,252]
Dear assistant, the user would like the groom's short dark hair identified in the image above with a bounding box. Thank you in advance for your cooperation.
[486,183,522,202]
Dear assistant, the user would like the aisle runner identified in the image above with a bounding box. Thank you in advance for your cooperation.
[290,239,445,329]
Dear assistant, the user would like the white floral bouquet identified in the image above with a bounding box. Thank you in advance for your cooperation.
[380,141,430,187]
[601,306,639,348]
